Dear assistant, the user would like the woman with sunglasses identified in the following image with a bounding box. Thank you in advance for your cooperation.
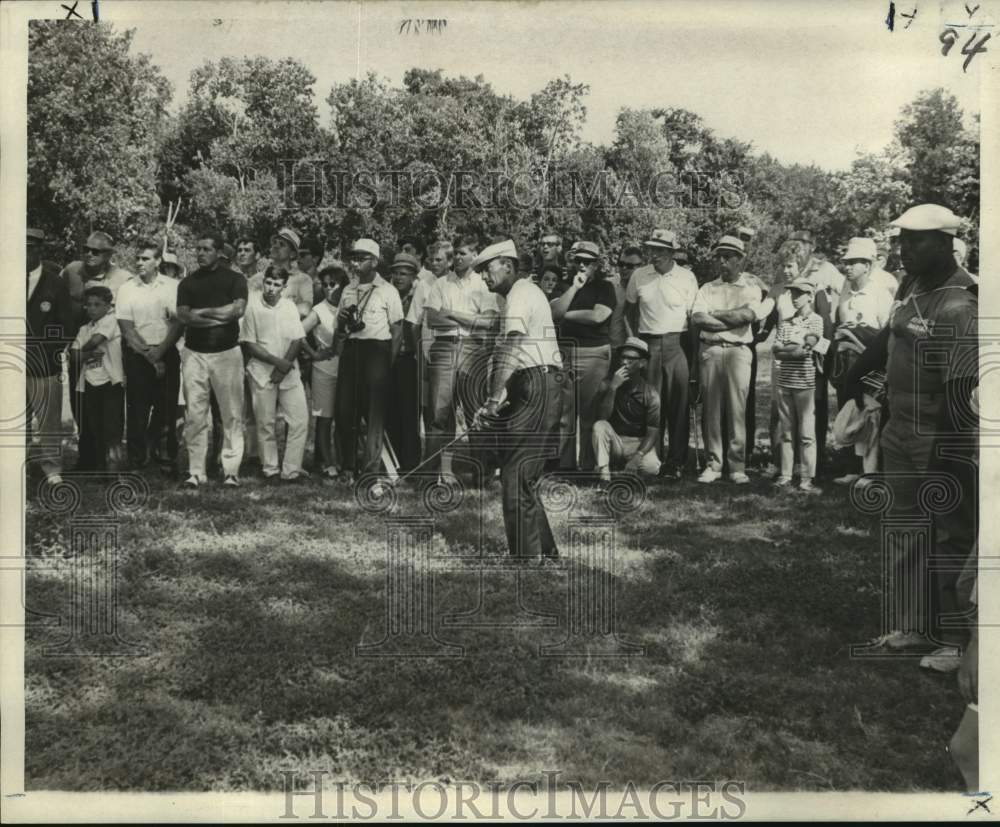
[301,265,349,478]
[549,240,616,473]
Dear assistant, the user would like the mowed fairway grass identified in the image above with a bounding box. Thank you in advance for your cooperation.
[24,347,966,792]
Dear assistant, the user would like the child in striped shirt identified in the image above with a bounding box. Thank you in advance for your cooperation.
[772,279,825,492]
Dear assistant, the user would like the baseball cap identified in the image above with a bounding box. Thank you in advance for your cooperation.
[712,235,746,257]
[617,336,649,358]
[787,278,816,295]
[26,228,45,243]
[570,240,601,260]
[350,238,381,259]
[390,252,420,272]
[643,229,676,250]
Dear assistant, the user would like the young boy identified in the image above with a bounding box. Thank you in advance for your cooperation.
[71,285,125,471]
[239,266,309,481]
[771,277,825,493]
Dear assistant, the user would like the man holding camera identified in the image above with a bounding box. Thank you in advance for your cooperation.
[334,239,404,483]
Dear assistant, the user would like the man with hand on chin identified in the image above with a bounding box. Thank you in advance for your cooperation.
[591,337,662,485]
[473,240,563,560]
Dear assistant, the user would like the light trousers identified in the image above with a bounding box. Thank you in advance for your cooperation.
[559,343,611,470]
[182,347,245,480]
[777,385,816,480]
[591,420,660,476]
[700,343,752,474]
[26,373,64,479]
[252,379,308,477]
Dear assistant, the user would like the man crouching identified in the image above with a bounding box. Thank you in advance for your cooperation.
[591,337,661,485]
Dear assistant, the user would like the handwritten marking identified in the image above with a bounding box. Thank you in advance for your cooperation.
[91,0,99,21]
[398,19,448,35]
[901,6,917,28]
[965,3,980,17]
[61,0,83,20]
[886,1,896,31]
[967,795,992,815]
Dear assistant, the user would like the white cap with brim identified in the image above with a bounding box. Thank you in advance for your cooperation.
[712,235,746,257]
[351,238,381,259]
[842,237,877,261]
[890,204,962,236]
[472,239,518,271]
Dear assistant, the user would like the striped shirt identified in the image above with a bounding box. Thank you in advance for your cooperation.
[775,312,824,390]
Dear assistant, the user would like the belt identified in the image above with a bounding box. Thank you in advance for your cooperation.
[701,340,747,348]
[515,364,561,375]
[433,336,460,343]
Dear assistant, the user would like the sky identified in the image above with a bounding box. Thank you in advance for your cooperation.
[53,0,992,170]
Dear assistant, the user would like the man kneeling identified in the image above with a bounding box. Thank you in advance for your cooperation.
[592,337,661,483]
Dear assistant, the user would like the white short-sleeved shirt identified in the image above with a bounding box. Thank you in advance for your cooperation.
[837,278,894,328]
[624,263,699,334]
[115,275,178,346]
[339,275,403,342]
[73,312,124,390]
[502,277,562,369]
[425,271,498,339]
[405,275,434,326]
[693,276,774,344]
[239,292,306,390]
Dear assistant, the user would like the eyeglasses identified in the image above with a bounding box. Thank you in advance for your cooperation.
[85,247,110,255]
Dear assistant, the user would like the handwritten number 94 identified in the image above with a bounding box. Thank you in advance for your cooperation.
[940,28,991,71]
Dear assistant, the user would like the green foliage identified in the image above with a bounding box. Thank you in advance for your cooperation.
[27,21,172,248]
[27,22,979,275]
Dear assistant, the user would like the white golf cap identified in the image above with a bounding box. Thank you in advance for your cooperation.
[842,237,877,261]
[350,238,381,259]
[890,204,963,236]
[472,239,518,271]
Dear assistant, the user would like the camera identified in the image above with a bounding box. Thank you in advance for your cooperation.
[344,305,366,334]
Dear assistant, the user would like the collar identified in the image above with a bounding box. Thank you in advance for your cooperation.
[716,274,748,288]
[28,263,42,280]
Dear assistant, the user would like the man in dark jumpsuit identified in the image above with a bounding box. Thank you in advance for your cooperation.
[843,204,978,660]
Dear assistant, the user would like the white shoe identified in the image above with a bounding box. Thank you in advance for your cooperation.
[774,476,792,487]
[920,646,962,673]
[798,480,821,494]
[698,467,721,483]
[183,475,200,489]
[729,472,750,484]
[45,473,64,486]
[223,475,241,488]
[760,464,780,479]
[872,630,931,650]
[834,473,860,486]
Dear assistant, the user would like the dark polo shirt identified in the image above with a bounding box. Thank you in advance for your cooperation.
[177,265,248,353]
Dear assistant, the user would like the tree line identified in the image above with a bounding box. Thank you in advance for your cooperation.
[28,21,980,279]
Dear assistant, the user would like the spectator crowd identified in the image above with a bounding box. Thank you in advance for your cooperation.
[24,207,979,714]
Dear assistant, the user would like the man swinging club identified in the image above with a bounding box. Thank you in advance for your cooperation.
[472,240,564,559]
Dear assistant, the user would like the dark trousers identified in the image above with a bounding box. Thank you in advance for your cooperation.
[385,351,421,472]
[124,346,180,467]
[336,339,391,474]
[642,332,690,468]
[929,441,978,646]
[497,366,563,558]
[79,381,124,471]
[745,343,758,464]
